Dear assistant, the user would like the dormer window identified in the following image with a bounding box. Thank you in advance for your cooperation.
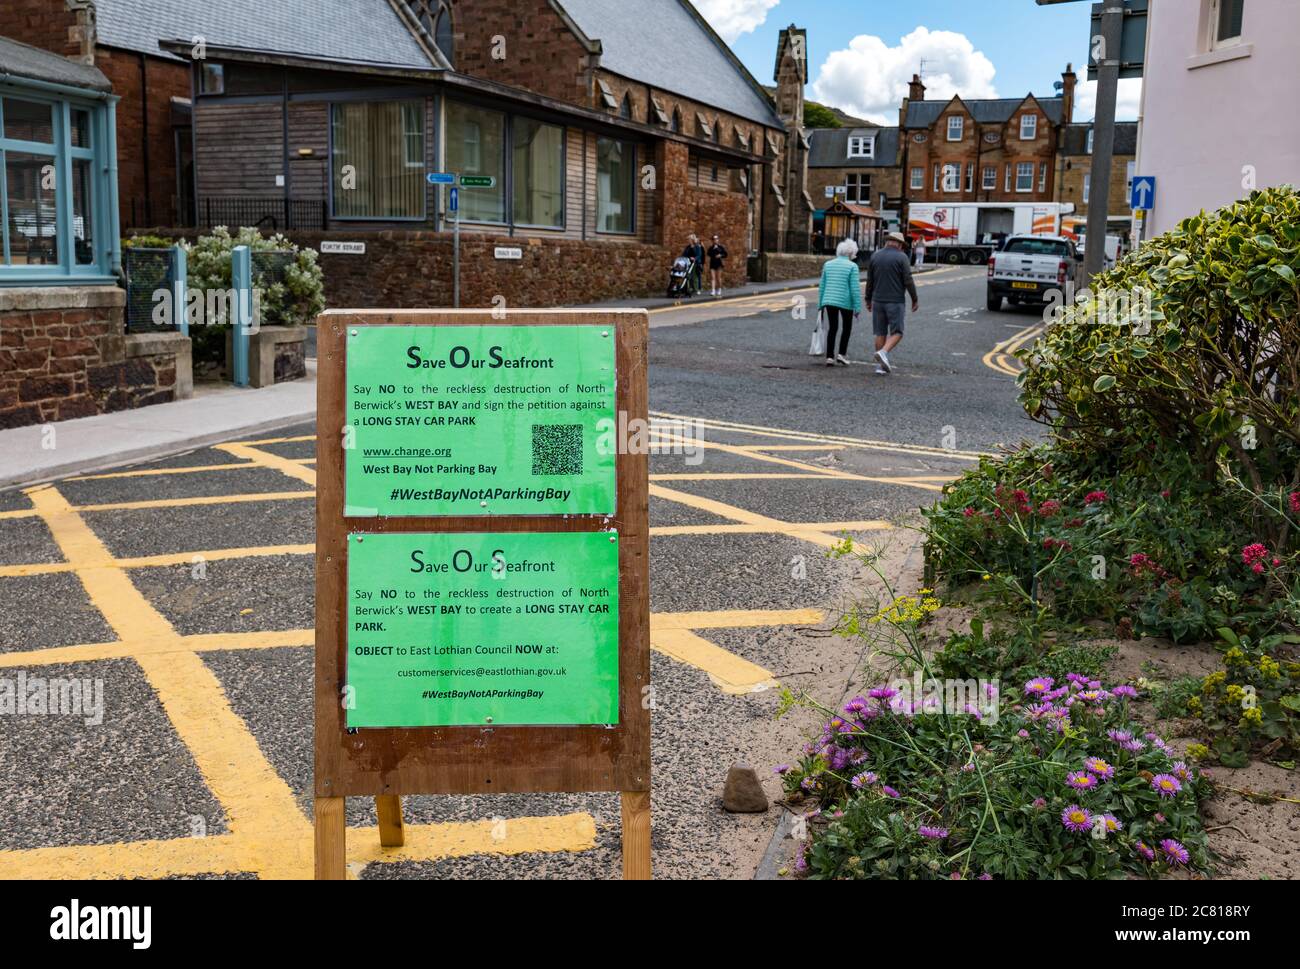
[1086,128,1094,153]
[1020,114,1037,140]
[947,116,963,141]
[408,1,454,65]
[847,135,874,159]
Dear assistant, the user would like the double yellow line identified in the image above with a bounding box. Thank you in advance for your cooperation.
[983,321,1045,377]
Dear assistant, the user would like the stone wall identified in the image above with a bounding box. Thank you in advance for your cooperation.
[758,253,827,283]
[0,287,189,429]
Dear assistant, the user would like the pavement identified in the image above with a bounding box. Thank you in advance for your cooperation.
[0,266,1047,879]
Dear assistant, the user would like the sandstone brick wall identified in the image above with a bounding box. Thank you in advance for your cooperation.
[0,0,81,59]
[760,252,826,283]
[450,0,594,106]
[98,48,192,229]
[0,288,179,429]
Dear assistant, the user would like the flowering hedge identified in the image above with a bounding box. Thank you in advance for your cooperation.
[779,673,1209,880]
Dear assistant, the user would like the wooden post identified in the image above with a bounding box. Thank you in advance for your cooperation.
[315,796,346,880]
[376,794,405,848]
[621,791,652,880]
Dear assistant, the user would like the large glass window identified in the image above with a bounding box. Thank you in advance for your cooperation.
[512,119,563,228]
[5,151,58,265]
[330,100,426,219]
[1,92,112,279]
[445,101,506,223]
[596,137,634,234]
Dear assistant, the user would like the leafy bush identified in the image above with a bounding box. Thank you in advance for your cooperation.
[779,672,1210,880]
[1018,185,1300,547]
[184,226,326,369]
[935,617,1115,685]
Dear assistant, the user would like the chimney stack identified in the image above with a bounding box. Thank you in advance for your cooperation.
[908,73,926,103]
[1061,63,1077,124]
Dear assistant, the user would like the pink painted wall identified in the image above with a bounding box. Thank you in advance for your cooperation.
[1137,0,1300,235]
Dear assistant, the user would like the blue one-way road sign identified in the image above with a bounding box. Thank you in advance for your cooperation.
[449,187,459,213]
[1131,176,1156,211]
[427,172,456,186]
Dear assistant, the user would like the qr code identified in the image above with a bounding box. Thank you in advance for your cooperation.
[532,424,583,476]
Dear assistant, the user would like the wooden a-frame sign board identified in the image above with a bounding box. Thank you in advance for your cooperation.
[313,309,651,880]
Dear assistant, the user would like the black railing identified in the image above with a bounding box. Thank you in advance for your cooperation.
[252,249,296,289]
[764,230,880,259]
[123,247,180,334]
[197,198,326,232]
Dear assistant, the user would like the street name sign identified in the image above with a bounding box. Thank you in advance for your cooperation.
[426,172,456,185]
[494,246,523,261]
[314,309,651,880]
[319,241,367,255]
[1131,176,1156,211]
[460,175,497,188]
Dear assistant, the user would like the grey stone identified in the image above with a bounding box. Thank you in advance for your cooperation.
[722,764,769,813]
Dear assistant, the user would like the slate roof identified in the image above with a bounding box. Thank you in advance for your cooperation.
[558,0,782,129]
[905,96,1066,129]
[92,0,436,69]
[0,35,111,92]
[1060,121,1139,156]
[808,127,901,169]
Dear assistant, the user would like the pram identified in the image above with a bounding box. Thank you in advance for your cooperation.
[667,256,696,298]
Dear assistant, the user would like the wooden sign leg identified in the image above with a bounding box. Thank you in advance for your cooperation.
[621,791,652,880]
[314,796,346,880]
[376,794,405,847]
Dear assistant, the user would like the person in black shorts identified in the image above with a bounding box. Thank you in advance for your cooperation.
[707,235,728,296]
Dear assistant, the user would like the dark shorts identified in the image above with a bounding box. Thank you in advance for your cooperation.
[872,302,906,337]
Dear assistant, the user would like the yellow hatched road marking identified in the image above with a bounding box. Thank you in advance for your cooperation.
[216,443,317,487]
[650,629,777,695]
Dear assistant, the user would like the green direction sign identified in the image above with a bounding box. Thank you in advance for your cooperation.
[459,175,496,188]
[346,531,620,728]
[345,324,616,517]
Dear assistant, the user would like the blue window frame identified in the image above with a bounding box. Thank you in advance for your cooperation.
[0,84,118,285]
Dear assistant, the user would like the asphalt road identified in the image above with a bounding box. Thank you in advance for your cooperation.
[0,268,1046,879]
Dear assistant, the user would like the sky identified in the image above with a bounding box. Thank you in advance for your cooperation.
[692,0,1143,125]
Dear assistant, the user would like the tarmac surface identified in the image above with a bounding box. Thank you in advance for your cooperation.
[0,267,1047,878]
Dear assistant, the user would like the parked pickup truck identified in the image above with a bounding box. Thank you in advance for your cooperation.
[986,235,1081,311]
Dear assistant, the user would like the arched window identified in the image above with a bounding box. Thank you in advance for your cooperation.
[409,0,454,65]
[620,93,633,120]
[670,108,681,133]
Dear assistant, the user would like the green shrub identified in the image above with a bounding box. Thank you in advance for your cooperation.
[184,226,326,369]
[1018,185,1300,547]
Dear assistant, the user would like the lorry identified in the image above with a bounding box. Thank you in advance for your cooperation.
[986,234,1082,311]
[908,202,1077,265]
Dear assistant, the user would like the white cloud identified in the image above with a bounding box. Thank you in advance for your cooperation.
[693,0,781,43]
[1073,78,1144,122]
[811,27,999,125]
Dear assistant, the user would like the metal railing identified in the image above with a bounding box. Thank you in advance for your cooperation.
[123,247,183,334]
[197,198,326,232]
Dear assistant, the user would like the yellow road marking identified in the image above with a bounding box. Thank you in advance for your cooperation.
[67,458,315,482]
[216,443,317,487]
[651,411,987,460]
[982,321,1044,377]
[0,543,317,578]
[0,629,316,668]
[651,628,778,694]
[232,434,317,447]
[653,608,823,631]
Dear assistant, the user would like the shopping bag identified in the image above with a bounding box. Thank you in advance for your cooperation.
[808,309,827,356]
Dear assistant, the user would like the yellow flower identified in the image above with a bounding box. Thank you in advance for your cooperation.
[981,574,992,582]
[1185,743,1210,761]
[1187,696,1203,714]
[1258,656,1281,679]
[1202,671,1226,694]
[1239,707,1264,728]
[1225,684,1245,704]
[1224,647,1246,667]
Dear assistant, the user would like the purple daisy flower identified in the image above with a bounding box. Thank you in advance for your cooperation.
[773,764,791,775]
[1107,729,1133,744]
[1017,729,1030,738]
[1061,805,1092,833]
[868,686,898,700]
[882,785,900,798]
[978,872,993,880]
[1111,684,1138,698]
[1084,757,1115,780]
[850,771,877,789]
[1100,813,1123,833]
[1066,770,1098,790]
[1160,839,1190,865]
[1121,738,1147,752]
[1172,761,1192,782]
[1024,677,1055,697]
[1152,774,1182,797]
[918,825,949,839]
[1032,797,1047,810]
[1136,841,1156,862]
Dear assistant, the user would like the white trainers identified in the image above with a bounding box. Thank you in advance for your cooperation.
[875,349,893,373]
[825,359,836,367]
[835,354,850,366]
[874,368,888,375]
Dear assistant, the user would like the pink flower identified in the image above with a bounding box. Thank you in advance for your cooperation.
[1039,499,1062,518]
[1290,492,1300,514]
[1084,491,1108,505]
[1242,544,1270,569]
[963,507,976,518]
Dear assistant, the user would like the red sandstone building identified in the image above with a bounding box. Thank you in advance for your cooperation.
[2,0,794,306]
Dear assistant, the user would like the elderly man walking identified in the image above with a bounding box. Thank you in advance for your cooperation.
[864,231,920,375]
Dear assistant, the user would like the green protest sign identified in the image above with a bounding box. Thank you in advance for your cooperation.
[345,324,616,517]
[346,531,620,728]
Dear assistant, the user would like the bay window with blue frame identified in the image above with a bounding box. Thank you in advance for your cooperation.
[0,82,119,285]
